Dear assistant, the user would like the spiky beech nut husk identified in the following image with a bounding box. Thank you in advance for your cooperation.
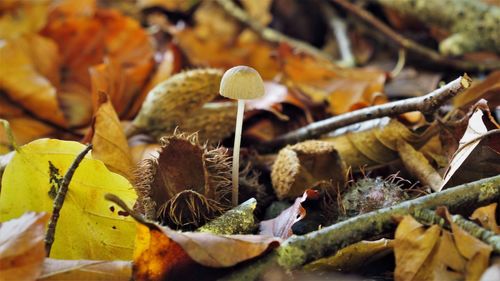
[134,131,233,230]
[339,176,409,220]
[129,68,225,142]
[271,140,346,200]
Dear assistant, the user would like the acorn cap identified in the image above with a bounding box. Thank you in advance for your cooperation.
[219,66,265,100]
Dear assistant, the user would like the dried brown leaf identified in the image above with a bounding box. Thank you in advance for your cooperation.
[86,92,133,180]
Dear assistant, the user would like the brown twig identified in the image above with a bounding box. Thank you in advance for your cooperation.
[45,144,93,256]
[258,75,471,152]
[330,0,500,72]
[214,0,336,64]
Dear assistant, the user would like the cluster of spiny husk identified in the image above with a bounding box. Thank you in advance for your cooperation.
[134,131,233,230]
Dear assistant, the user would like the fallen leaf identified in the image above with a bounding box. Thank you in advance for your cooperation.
[440,101,500,189]
[323,118,429,170]
[38,258,131,281]
[0,212,49,281]
[394,216,441,281]
[86,92,133,180]
[470,203,500,234]
[260,189,320,239]
[0,139,137,260]
[0,1,48,39]
[0,35,66,126]
[304,239,394,272]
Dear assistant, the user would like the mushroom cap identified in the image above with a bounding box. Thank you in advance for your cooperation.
[219,65,265,100]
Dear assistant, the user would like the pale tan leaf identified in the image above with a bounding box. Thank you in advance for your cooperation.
[38,259,131,281]
[0,212,50,281]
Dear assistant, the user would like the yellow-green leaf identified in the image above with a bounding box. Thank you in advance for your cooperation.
[0,139,137,260]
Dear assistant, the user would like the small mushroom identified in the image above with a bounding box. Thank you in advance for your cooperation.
[219,66,265,206]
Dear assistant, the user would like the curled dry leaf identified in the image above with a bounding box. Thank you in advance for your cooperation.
[440,101,500,190]
[271,140,345,200]
[0,212,49,281]
[85,92,133,180]
[0,139,137,260]
[0,0,48,39]
[323,118,431,170]
[304,238,394,272]
[470,203,500,234]
[133,220,280,280]
[260,189,320,239]
[38,259,131,281]
[394,209,493,281]
[134,132,232,230]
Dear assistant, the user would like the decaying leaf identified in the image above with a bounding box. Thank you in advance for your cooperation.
[440,101,500,190]
[323,118,430,170]
[304,239,394,272]
[271,140,345,200]
[38,259,131,281]
[0,212,49,281]
[260,189,320,239]
[453,71,500,110]
[134,132,232,230]
[85,92,133,180]
[394,209,493,281]
[0,139,137,260]
[470,203,500,234]
[133,219,280,280]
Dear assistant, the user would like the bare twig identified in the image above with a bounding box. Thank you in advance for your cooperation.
[214,0,336,64]
[319,1,355,67]
[104,193,155,227]
[258,75,471,152]
[224,175,500,280]
[413,208,500,253]
[330,0,500,72]
[45,144,93,256]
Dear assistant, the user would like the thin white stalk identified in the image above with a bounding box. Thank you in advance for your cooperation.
[232,99,245,206]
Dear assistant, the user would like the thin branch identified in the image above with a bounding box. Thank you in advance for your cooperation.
[214,0,336,64]
[330,0,500,72]
[258,75,471,152]
[319,0,356,67]
[413,208,500,253]
[45,144,93,256]
[224,175,500,279]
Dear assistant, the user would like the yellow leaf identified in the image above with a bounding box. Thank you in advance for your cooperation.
[470,203,500,234]
[0,1,48,39]
[0,139,137,260]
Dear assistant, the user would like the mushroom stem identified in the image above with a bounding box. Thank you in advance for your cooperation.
[231,99,245,206]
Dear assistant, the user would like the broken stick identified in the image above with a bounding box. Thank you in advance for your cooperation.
[258,75,471,152]
[45,144,93,256]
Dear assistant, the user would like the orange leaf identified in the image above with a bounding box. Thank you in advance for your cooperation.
[86,92,133,180]
[470,203,500,234]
